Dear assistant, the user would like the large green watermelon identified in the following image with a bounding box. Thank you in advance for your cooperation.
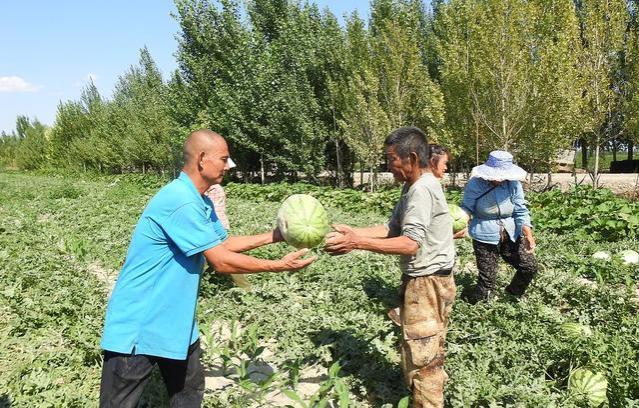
[448,204,469,233]
[277,194,330,249]
[568,368,608,407]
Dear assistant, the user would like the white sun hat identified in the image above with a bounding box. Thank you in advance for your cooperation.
[470,151,527,181]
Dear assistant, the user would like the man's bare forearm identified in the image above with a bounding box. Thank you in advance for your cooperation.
[222,231,278,253]
[350,225,390,238]
[355,235,419,256]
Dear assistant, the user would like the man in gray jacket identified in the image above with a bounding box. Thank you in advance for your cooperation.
[324,126,456,408]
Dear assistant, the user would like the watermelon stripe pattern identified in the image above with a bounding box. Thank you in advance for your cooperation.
[448,203,468,233]
[560,322,592,339]
[277,194,329,249]
[568,368,608,407]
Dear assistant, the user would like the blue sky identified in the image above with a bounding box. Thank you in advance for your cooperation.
[0,1,370,135]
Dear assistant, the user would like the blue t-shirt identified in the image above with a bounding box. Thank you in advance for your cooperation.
[100,172,227,360]
[461,177,532,245]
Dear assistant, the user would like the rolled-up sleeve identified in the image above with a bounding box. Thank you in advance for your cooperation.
[511,181,532,228]
[401,187,432,245]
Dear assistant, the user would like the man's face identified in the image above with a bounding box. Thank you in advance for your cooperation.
[201,140,231,185]
[385,146,411,183]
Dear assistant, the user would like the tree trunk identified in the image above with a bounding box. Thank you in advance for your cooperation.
[629,140,634,160]
[334,138,343,188]
[529,166,534,185]
[501,93,508,150]
[612,141,617,161]
[581,138,588,169]
[475,119,480,166]
[370,165,375,192]
[260,154,265,185]
[593,135,600,187]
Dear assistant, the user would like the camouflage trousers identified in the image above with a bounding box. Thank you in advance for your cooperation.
[471,236,538,301]
[399,273,456,408]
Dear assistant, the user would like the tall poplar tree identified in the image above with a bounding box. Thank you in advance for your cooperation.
[339,1,445,190]
[578,0,628,182]
[622,1,639,160]
[437,0,584,171]
[518,0,584,174]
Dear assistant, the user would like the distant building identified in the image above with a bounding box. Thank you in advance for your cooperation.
[553,148,576,173]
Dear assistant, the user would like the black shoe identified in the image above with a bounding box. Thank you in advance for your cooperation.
[503,286,524,303]
[461,286,492,304]
[504,285,525,297]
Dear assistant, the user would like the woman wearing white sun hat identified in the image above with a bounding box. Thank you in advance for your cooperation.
[460,150,538,303]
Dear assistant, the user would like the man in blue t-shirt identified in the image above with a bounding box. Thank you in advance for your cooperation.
[99,129,316,408]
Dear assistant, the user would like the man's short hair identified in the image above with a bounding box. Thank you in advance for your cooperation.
[384,126,429,167]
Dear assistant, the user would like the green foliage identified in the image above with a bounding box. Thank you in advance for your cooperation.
[3,0,638,184]
[337,1,445,190]
[174,0,343,181]
[47,50,181,174]
[529,185,639,242]
[225,181,402,215]
[108,47,181,172]
[226,182,639,245]
[436,0,583,171]
[10,117,51,171]
[0,133,19,169]
[577,0,628,180]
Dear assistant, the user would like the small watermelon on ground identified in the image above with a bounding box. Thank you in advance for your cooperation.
[591,251,611,261]
[277,194,330,249]
[448,204,469,233]
[568,368,608,407]
[560,322,593,339]
[617,249,639,265]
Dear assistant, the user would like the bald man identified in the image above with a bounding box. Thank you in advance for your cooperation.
[99,129,315,408]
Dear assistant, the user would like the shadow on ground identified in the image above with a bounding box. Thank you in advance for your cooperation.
[310,328,406,406]
[362,277,401,312]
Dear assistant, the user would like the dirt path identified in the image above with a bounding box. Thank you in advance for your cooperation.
[352,172,639,196]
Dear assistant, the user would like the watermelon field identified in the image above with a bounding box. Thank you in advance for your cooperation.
[1,170,638,407]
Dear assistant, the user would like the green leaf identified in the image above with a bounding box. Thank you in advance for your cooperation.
[397,396,410,408]
[282,389,306,407]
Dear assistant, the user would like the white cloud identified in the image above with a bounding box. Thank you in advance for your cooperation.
[0,76,41,92]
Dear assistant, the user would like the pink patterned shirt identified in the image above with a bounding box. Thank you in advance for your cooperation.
[205,184,229,230]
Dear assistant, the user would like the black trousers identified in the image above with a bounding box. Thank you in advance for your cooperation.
[99,340,205,408]
[471,236,538,301]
